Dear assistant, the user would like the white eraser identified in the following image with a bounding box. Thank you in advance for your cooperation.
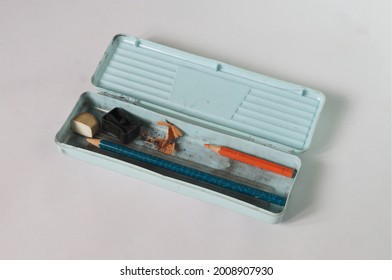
[71,112,100,137]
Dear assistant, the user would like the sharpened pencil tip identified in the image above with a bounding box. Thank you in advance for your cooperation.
[204,144,221,153]
[86,138,100,147]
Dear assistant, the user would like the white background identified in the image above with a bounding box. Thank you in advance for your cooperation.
[0,0,390,259]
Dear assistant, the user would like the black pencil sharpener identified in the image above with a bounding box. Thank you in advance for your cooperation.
[102,107,141,144]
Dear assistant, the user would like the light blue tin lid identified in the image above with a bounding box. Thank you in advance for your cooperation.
[92,34,325,153]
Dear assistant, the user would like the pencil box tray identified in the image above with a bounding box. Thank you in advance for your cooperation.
[56,90,301,223]
[56,34,325,223]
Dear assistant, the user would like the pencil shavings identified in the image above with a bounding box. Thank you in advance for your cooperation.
[144,120,183,155]
[145,136,175,155]
[166,125,175,141]
[157,120,183,140]
[171,125,183,139]
[159,141,175,155]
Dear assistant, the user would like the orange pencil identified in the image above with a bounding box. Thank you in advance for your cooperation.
[204,144,296,178]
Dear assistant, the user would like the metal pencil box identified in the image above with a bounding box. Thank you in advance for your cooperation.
[55,34,325,223]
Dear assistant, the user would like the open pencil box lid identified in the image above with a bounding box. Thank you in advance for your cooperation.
[92,34,325,153]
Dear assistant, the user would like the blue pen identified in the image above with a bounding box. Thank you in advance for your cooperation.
[86,138,287,206]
